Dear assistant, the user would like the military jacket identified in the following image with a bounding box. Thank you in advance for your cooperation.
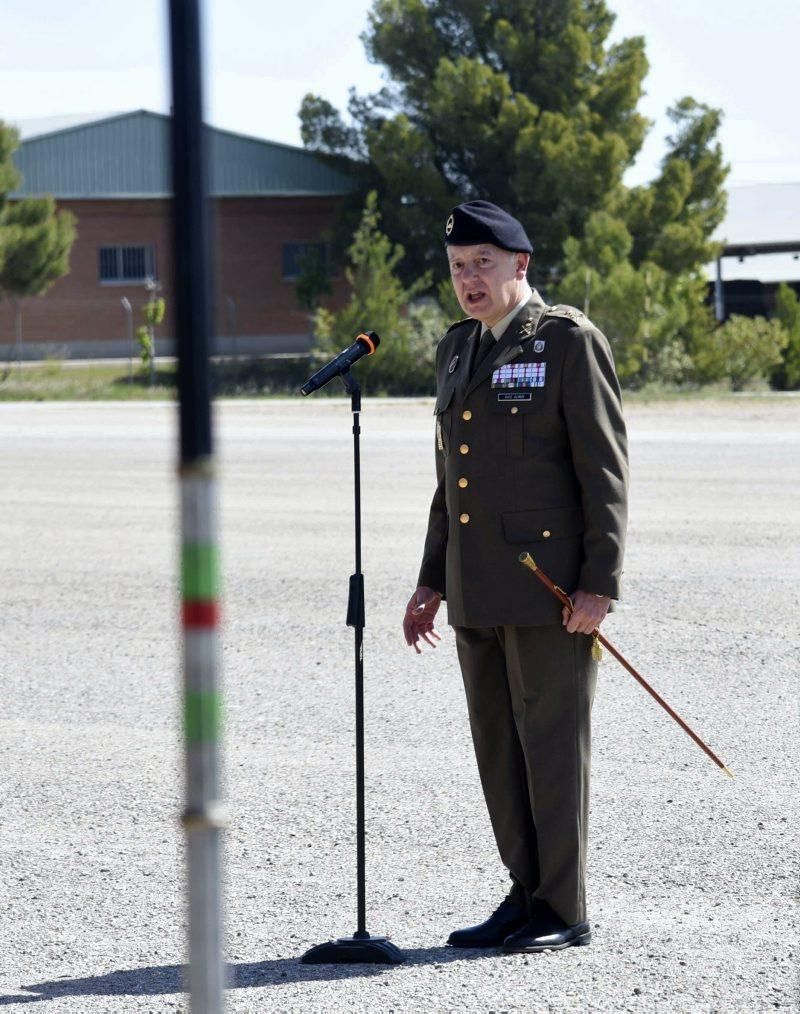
[417,290,628,627]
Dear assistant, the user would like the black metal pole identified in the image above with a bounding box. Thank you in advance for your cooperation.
[169,0,212,460]
[350,380,368,938]
[301,371,402,965]
[168,2,225,1010]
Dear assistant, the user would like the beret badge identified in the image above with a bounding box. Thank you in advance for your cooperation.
[445,214,454,236]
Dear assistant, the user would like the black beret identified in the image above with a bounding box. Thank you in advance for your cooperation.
[445,200,533,254]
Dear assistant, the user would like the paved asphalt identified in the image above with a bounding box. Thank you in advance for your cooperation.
[0,398,797,1013]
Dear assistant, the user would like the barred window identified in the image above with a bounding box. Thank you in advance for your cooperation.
[282,242,330,281]
[99,245,156,283]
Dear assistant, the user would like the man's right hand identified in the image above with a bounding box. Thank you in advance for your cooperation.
[403,586,443,654]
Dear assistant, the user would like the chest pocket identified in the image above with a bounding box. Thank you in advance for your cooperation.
[488,386,546,457]
[434,376,458,454]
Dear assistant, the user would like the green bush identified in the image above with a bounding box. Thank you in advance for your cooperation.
[556,211,710,387]
[692,314,788,391]
[772,283,800,389]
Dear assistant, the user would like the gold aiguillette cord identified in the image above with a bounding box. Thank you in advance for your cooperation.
[518,552,734,778]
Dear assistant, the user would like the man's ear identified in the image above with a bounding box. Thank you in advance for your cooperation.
[516,253,530,278]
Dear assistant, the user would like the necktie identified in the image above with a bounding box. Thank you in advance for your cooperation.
[470,329,496,379]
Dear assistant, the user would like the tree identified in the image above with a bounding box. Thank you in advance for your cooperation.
[136,292,165,385]
[557,210,693,383]
[0,122,76,358]
[301,0,652,285]
[301,1,724,293]
[620,98,727,276]
[772,283,800,390]
[312,192,447,394]
[692,315,787,391]
[0,197,74,298]
[299,2,731,388]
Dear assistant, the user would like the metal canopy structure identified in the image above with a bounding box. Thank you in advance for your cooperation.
[712,183,800,318]
[722,240,800,258]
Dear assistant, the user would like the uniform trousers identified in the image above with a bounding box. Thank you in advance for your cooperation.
[454,623,597,926]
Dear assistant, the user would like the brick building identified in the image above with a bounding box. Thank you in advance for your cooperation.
[1,110,354,360]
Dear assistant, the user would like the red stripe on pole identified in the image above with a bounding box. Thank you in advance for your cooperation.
[182,601,220,629]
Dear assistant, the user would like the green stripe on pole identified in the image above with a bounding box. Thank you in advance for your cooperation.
[182,543,219,601]
[185,689,222,744]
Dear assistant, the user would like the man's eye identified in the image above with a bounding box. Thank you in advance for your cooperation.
[450,263,462,272]
[478,258,490,267]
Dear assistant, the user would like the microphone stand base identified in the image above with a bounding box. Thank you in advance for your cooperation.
[301,935,404,965]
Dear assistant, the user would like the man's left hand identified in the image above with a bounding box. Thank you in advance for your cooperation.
[563,590,611,635]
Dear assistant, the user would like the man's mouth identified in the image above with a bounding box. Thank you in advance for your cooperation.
[466,290,486,306]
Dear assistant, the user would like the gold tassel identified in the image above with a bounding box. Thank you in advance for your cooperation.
[592,635,603,663]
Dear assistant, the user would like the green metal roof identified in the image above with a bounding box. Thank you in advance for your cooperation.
[9,110,354,199]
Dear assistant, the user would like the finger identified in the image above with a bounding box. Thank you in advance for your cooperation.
[406,623,422,649]
[571,614,589,634]
[584,611,603,632]
[420,631,438,648]
[566,611,586,634]
[562,604,571,627]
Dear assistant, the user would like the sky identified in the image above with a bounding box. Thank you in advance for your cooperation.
[1,0,798,278]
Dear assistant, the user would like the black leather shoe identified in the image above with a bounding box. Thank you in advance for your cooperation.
[447,898,529,948]
[502,901,591,953]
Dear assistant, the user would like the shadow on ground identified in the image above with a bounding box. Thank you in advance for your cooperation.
[0,947,495,1004]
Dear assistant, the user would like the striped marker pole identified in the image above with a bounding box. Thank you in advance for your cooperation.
[180,468,225,1010]
[168,2,225,1011]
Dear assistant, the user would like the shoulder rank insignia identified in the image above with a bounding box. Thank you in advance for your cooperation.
[534,339,545,353]
[448,355,459,374]
[544,304,588,326]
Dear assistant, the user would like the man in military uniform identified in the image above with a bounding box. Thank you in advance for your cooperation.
[403,200,628,953]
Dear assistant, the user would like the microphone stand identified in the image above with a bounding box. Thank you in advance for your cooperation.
[301,369,404,965]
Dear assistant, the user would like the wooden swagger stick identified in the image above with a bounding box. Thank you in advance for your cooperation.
[518,552,734,778]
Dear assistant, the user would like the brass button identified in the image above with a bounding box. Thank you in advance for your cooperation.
[462,409,472,421]
[460,513,470,524]
[510,406,519,415]
[542,529,551,538]
[459,443,469,455]
[458,477,468,489]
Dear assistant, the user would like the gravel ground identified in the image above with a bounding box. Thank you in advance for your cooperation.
[0,397,797,1013]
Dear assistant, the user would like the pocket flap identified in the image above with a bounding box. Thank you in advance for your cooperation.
[502,506,584,543]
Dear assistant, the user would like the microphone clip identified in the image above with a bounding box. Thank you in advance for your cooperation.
[339,369,361,410]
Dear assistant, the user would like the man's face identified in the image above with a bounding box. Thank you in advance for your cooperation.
[447,243,529,326]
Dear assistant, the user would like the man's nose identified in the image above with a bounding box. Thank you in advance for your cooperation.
[462,262,479,282]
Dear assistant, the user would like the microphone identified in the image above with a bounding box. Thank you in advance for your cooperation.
[300,331,381,396]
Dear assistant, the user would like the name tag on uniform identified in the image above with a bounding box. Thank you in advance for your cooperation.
[491,362,546,389]
[497,391,532,402]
